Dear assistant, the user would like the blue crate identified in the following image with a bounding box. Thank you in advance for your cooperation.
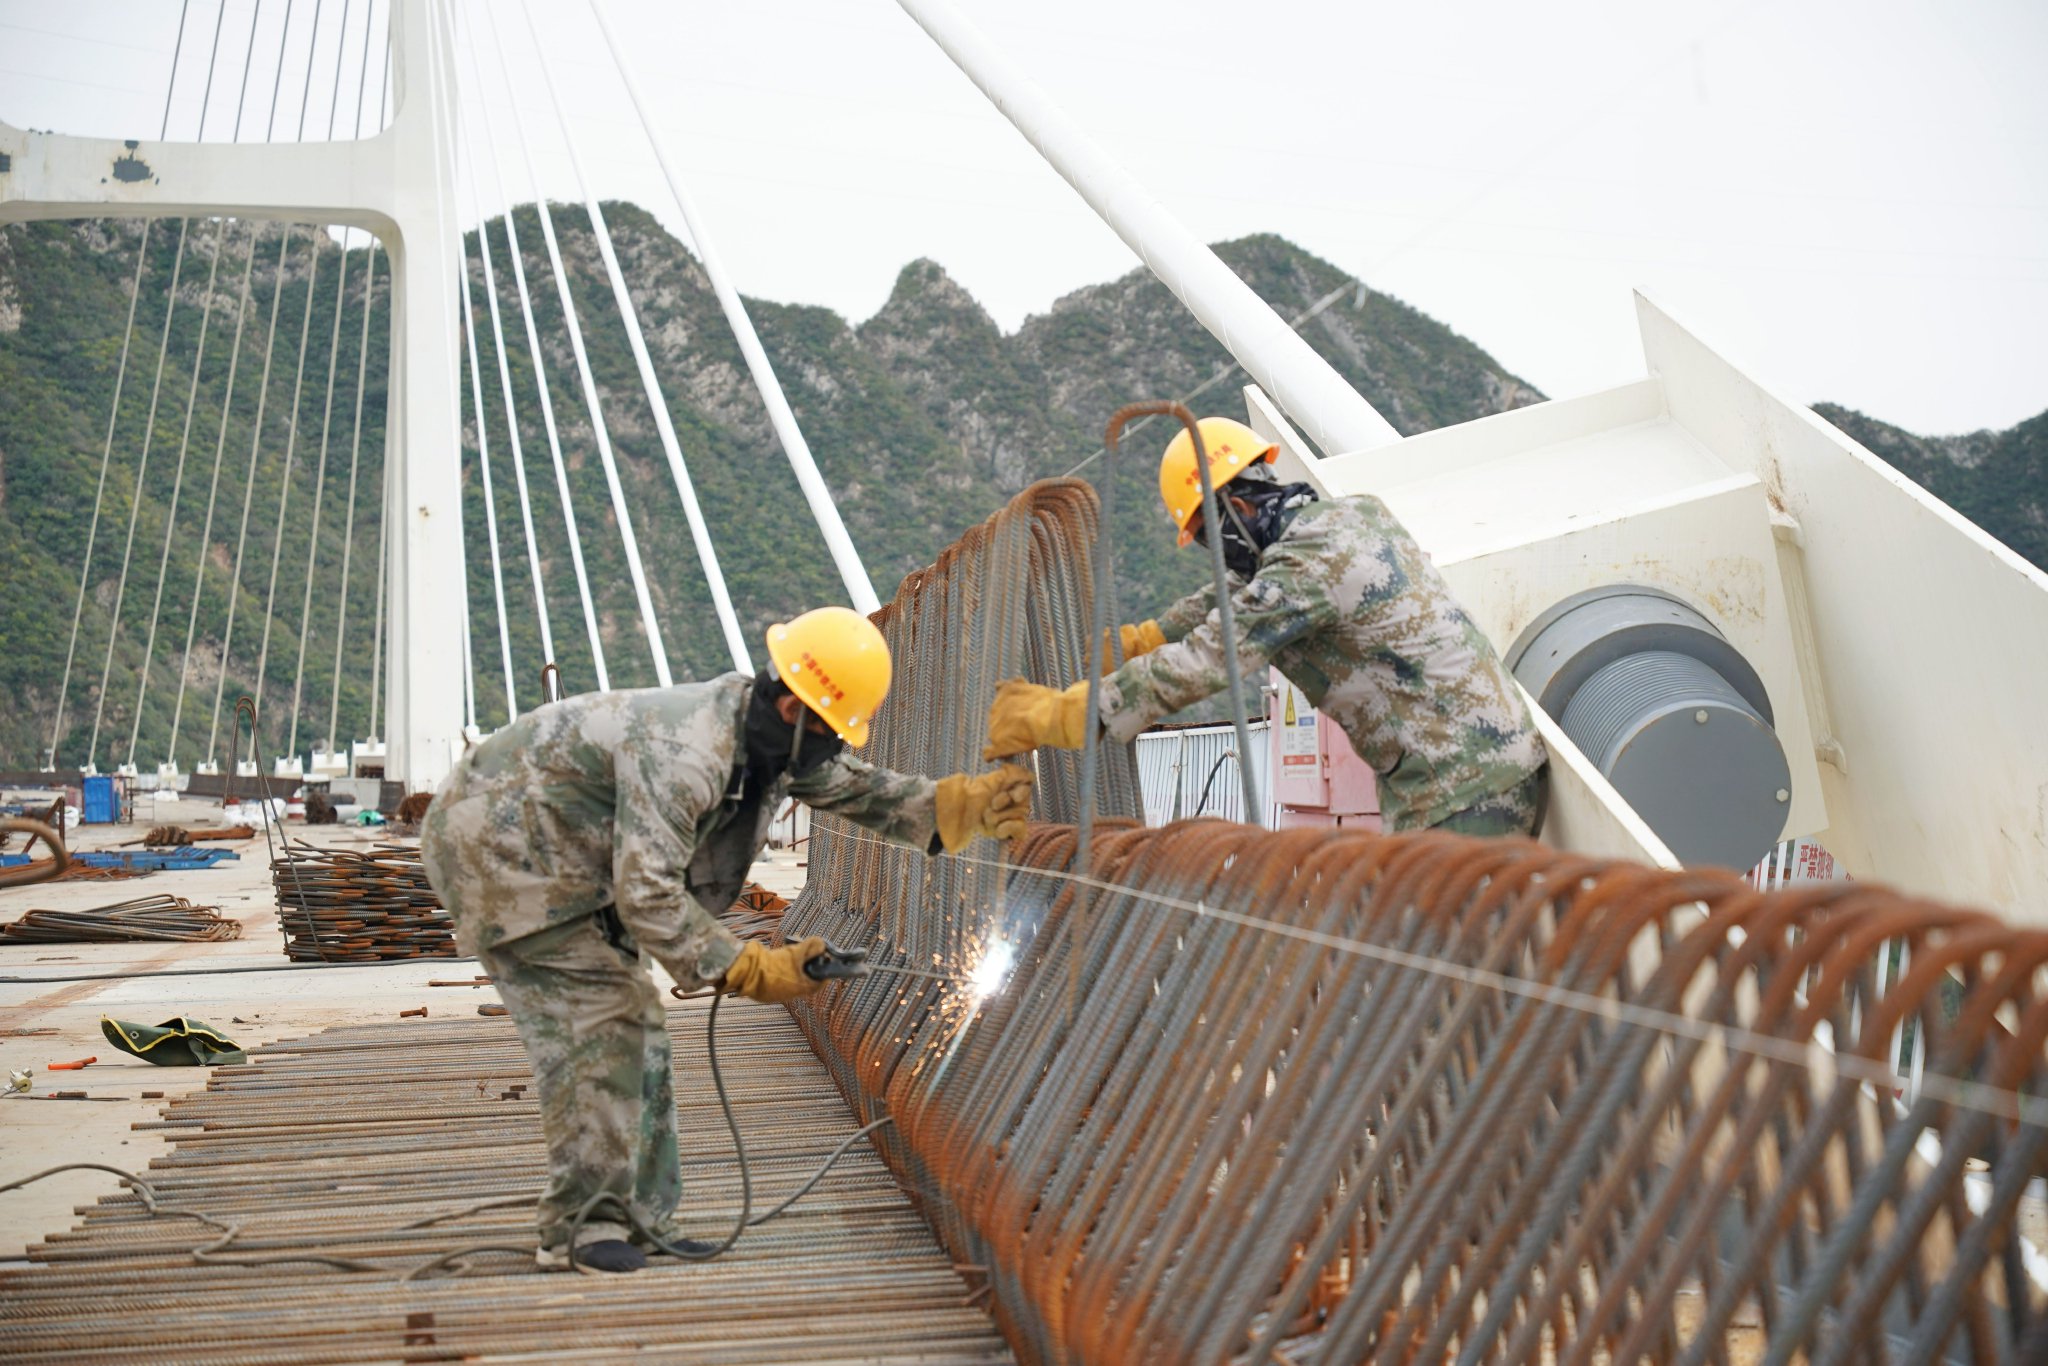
[81,776,118,825]
[74,848,241,872]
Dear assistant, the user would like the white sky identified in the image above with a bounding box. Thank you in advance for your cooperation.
[3,0,2044,435]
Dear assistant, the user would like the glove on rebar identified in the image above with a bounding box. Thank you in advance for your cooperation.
[1100,619,1167,669]
[982,678,1093,761]
[721,937,827,1004]
[935,764,1035,852]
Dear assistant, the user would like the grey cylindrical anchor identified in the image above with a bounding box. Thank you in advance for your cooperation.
[1509,585,1791,870]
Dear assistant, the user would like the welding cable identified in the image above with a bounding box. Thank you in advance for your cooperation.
[557,989,898,1270]
[0,998,902,1282]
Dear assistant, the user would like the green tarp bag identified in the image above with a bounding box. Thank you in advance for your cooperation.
[100,1015,247,1066]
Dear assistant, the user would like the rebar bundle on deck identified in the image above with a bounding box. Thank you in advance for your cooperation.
[270,842,457,961]
[783,481,2048,1364]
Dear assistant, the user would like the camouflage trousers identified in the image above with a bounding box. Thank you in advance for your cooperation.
[1427,765,1548,838]
[477,909,682,1253]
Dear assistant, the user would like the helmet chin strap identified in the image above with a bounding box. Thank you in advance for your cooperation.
[788,701,809,768]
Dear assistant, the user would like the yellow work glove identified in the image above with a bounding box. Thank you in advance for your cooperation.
[935,764,1035,852]
[983,678,1094,761]
[720,937,827,1005]
[1099,619,1167,669]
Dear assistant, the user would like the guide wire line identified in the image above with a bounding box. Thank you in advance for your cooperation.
[822,823,2047,1129]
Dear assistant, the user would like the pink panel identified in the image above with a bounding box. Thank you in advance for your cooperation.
[1269,668,1381,818]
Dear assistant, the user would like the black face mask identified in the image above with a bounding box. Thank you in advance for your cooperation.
[743,671,843,783]
[1195,476,1318,578]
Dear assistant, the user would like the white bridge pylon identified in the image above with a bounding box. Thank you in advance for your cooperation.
[0,0,465,787]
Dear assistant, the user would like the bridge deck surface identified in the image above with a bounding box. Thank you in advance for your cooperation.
[0,1003,1006,1363]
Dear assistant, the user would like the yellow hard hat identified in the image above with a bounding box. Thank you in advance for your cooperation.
[764,606,892,747]
[1158,417,1277,546]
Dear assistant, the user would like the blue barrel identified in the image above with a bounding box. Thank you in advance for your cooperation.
[81,775,118,825]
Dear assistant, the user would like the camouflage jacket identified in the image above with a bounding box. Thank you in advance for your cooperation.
[421,674,937,988]
[1099,495,1545,831]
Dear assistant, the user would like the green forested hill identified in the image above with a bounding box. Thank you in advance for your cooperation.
[1812,402,2048,571]
[0,209,1543,768]
[11,204,2033,775]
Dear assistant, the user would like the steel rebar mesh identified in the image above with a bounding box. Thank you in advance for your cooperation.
[783,483,2047,1364]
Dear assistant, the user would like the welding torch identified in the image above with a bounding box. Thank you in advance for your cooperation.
[803,943,964,985]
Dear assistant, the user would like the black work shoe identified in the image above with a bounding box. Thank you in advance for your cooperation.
[648,1235,718,1258]
[571,1239,647,1274]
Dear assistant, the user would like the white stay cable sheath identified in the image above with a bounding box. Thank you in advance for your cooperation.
[248,230,324,747]
[208,226,300,764]
[168,222,262,767]
[892,0,1401,460]
[459,228,519,719]
[168,4,270,768]
[462,18,605,689]
[427,0,478,731]
[523,0,751,673]
[249,0,333,760]
[457,92,554,671]
[88,217,193,770]
[207,0,306,764]
[591,0,878,616]
[368,422,391,741]
[327,27,394,753]
[283,0,365,759]
[128,214,230,766]
[481,1,670,687]
[48,221,151,769]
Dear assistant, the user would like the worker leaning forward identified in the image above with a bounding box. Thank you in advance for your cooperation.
[984,416,1546,836]
[421,607,1032,1274]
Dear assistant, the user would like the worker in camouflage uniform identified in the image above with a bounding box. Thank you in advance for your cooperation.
[983,417,1546,835]
[422,607,1033,1274]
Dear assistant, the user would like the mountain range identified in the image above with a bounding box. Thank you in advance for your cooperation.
[0,209,2038,770]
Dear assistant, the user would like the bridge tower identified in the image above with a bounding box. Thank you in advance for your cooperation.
[0,0,465,787]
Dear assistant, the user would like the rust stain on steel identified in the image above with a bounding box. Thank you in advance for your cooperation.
[781,477,2048,1364]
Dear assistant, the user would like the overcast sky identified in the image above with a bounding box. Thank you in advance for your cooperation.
[3,0,2043,436]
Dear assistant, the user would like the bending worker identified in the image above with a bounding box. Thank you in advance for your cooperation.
[984,417,1546,835]
[421,607,1032,1274]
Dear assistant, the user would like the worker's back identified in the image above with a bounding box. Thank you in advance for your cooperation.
[1259,495,1543,828]
[425,677,747,948]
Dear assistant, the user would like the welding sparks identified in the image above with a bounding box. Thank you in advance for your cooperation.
[967,938,1016,1001]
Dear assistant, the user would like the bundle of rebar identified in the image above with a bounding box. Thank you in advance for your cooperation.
[0,895,240,944]
[270,841,457,961]
[783,479,2048,1363]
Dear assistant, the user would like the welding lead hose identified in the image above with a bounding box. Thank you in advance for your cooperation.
[563,988,897,1271]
